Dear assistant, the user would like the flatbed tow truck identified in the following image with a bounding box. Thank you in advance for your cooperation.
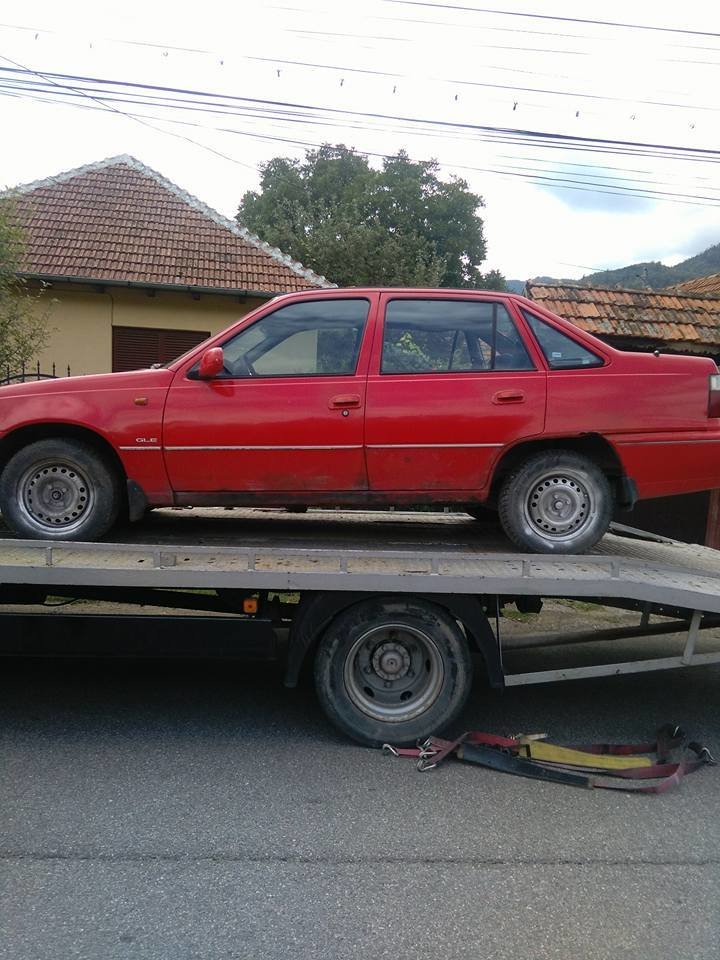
[1,509,719,745]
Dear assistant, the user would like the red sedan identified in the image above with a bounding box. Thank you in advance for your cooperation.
[1,289,719,553]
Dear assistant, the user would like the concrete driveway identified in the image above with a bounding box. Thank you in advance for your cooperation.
[1,639,718,960]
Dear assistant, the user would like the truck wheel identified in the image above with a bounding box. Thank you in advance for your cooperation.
[314,597,473,747]
[498,450,612,554]
[0,438,121,541]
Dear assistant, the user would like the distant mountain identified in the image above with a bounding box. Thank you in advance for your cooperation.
[506,276,581,293]
[510,241,720,293]
[579,241,720,290]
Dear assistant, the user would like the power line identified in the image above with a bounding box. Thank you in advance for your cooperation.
[5,80,720,207]
[1,65,718,167]
[386,1,720,39]
[0,54,259,171]
[3,20,716,113]
[244,54,712,110]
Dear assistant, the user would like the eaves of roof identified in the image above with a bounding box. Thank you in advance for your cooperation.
[20,272,279,300]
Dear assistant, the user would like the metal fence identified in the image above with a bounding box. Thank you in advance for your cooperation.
[1,361,71,386]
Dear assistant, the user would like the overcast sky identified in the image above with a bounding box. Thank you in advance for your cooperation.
[1,0,719,281]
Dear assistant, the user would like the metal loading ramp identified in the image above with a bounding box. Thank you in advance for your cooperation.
[0,529,719,614]
[1,515,720,691]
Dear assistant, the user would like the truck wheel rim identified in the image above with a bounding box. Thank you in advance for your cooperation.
[344,623,445,723]
[523,471,594,542]
[17,459,94,532]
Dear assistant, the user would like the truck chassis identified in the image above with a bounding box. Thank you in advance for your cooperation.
[1,512,719,743]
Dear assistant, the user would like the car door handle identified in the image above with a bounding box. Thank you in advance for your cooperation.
[492,390,525,404]
[329,394,362,409]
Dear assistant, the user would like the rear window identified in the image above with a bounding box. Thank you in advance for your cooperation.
[522,309,603,369]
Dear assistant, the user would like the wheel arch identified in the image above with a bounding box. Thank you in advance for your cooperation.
[285,591,503,689]
[489,434,627,504]
[0,422,127,486]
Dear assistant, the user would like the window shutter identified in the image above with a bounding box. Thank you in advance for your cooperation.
[112,327,211,372]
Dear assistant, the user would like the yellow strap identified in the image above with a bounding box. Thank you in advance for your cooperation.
[520,740,653,770]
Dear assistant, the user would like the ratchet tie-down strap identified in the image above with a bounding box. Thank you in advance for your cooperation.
[382,724,714,793]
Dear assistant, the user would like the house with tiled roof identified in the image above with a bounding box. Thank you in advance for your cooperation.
[7,155,331,376]
[666,274,720,297]
[524,281,720,363]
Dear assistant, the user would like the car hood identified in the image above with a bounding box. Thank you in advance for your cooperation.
[0,367,174,399]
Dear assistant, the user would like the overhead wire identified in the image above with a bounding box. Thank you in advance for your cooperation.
[1,66,717,164]
[0,54,259,171]
[385,2,720,39]
[1,20,715,122]
[4,78,720,207]
[2,9,720,209]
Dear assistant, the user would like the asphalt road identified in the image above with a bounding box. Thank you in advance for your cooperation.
[2,642,719,960]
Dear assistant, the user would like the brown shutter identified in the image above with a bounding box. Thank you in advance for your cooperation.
[112,327,211,372]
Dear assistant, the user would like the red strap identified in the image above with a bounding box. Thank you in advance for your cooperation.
[567,724,684,761]
[382,726,713,793]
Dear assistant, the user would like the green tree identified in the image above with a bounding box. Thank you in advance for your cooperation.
[237,145,505,290]
[0,198,50,377]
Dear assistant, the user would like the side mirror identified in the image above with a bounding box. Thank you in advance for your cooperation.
[198,347,224,379]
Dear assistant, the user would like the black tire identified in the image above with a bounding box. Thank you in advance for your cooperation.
[0,438,121,541]
[314,597,473,747]
[498,450,612,554]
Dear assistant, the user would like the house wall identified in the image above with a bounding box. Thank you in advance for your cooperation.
[25,282,265,377]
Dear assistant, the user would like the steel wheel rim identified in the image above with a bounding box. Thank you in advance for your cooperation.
[17,458,95,533]
[523,470,595,543]
[343,622,445,723]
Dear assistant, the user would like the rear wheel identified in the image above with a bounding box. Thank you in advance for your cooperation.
[0,438,121,541]
[314,597,473,747]
[498,450,612,554]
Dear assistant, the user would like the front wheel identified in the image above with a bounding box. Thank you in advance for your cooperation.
[314,598,473,747]
[498,450,612,554]
[0,438,121,541]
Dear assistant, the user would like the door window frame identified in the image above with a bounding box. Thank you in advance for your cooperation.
[174,291,381,383]
[369,292,546,376]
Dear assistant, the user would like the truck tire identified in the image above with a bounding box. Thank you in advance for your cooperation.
[498,450,612,554]
[314,597,473,747]
[0,438,121,541]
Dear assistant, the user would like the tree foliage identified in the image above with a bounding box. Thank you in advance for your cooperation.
[237,145,505,290]
[0,198,50,376]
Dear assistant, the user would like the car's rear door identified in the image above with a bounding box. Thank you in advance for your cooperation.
[364,293,547,495]
[162,294,376,496]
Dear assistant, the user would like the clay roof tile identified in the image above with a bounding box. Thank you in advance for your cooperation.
[9,155,332,293]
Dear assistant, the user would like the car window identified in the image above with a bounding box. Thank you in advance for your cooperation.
[521,309,603,369]
[219,299,369,378]
[381,299,534,374]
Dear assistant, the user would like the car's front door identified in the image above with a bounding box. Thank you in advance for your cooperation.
[162,295,375,497]
[364,294,547,495]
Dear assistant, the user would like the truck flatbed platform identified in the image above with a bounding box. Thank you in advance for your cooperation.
[1,509,719,614]
[2,509,719,743]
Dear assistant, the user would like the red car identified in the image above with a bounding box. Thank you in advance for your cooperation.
[1,289,719,553]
